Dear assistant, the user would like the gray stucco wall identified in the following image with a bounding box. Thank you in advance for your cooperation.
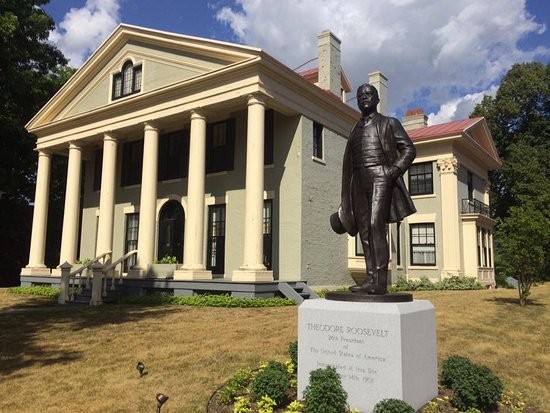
[300,117,349,286]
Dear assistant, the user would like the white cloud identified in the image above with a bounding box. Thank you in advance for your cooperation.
[49,0,121,67]
[427,85,498,125]
[216,0,549,122]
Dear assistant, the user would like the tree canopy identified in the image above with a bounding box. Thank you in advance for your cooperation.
[0,0,73,202]
[472,62,550,301]
[0,0,74,283]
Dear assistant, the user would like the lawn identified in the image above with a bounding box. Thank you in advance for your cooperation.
[0,285,548,412]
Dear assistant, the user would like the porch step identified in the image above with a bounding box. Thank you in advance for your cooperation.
[67,282,120,306]
[278,282,319,304]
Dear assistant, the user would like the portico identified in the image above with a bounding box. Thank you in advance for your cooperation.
[20,24,357,288]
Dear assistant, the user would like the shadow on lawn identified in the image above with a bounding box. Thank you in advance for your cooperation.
[0,302,181,376]
[485,296,546,307]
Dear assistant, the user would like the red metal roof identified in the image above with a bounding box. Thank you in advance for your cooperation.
[408,117,482,141]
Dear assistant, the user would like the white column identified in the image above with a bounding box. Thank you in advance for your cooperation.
[437,157,462,278]
[132,122,159,277]
[233,95,273,281]
[22,150,52,275]
[59,142,83,265]
[174,110,212,280]
[96,134,118,257]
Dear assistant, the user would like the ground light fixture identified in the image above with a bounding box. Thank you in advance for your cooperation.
[156,393,169,413]
[136,361,146,377]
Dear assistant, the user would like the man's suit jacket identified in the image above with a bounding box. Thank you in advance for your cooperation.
[337,113,417,236]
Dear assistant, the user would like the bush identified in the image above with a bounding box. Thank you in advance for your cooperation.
[288,341,298,368]
[250,361,290,405]
[217,369,254,405]
[7,286,59,299]
[303,366,348,413]
[388,276,483,292]
[441,355,503,411]
[441,355,472,387]
[372,398,415,413]
[116,294,295,308]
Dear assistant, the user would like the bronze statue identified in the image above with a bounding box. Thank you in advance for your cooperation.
[331,83,416,294]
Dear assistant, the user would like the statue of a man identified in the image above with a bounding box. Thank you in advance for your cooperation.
[331,83,416,294]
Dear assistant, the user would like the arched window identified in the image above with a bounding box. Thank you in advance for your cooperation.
[112,60,142,100]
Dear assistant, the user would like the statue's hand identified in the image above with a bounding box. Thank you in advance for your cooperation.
[388,165,401,179]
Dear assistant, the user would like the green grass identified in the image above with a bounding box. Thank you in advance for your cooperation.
[0,285,548,412]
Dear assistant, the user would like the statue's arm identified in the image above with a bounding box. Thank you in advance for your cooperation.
[390,118,416,173]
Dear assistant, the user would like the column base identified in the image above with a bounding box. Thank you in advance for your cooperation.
[173,268,213,280]
[20,266,51,276]
[232,269,274,282]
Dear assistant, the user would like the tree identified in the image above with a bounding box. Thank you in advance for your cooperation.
[472,63,550,302]
[0,1,74,284]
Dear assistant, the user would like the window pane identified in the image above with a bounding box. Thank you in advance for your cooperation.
[113,75,122,98]
[410,223,436,265]
[123,64,133,95]
[409,162,433,195]
[134,67,142,91]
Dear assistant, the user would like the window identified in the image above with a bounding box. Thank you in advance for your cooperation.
[206,119,235,174]
[264,109,274,165]
[409,162,433,195]
[263,200,273,270]
[158,129,190,181]
[93,148,103,191]
[112,61,142,100]
[121,139,143,186]
[124,213,139,272]
[313,121,323,159]
[206,205,226,275]
[410,223,436,265]
[477,226,491,267]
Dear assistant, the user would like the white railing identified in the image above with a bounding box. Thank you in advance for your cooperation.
[58,250,138,305]
[58,252,111,304]
[103,249,138,292]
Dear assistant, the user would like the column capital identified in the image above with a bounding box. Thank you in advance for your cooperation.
[437,157,459,174]
[190,109,206,121]
[68,142,82,151]
[143,121,159,132]
[103,132,118,142]
[36,149,52,158]
[247,93,266,107]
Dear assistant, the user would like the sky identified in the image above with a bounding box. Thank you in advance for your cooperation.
[43,0,550,124]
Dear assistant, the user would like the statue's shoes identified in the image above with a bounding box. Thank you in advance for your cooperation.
[349,283,387,295]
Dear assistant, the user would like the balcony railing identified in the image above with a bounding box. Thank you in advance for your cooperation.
[461,198,490,217]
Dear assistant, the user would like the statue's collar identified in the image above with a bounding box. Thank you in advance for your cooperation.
[361,112,379,124]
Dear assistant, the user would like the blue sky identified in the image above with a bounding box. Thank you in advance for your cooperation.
[43,0,550,123]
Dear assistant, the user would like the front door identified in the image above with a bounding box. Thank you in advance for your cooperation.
[157,200,184,263]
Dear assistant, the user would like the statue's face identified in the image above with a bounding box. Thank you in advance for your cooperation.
[357,85,379,113]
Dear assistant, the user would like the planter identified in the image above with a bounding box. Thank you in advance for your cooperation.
[147,264,179,278]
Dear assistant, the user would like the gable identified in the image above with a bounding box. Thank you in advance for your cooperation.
[28,24,261,129]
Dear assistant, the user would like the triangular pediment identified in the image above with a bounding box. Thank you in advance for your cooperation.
[27,24,261,130]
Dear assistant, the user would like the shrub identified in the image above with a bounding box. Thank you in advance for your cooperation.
[372,398,415,413]
[217,369,254,405]
[303,366,348,413]
[116,294,295,308]
[257,395,277,413]
[7,286,59,299]
[288,340,298,368]
[233,396,252,413]
[441,355,503,411]
[441,355,472,387]
[250,361,290,405]
[388,276,483,292]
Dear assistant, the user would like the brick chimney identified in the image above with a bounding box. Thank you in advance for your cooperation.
[317,30,341,97]
[368,71,388,116]
[402,108,428,131]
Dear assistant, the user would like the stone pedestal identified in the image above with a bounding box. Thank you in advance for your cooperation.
[298,299,437,412]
